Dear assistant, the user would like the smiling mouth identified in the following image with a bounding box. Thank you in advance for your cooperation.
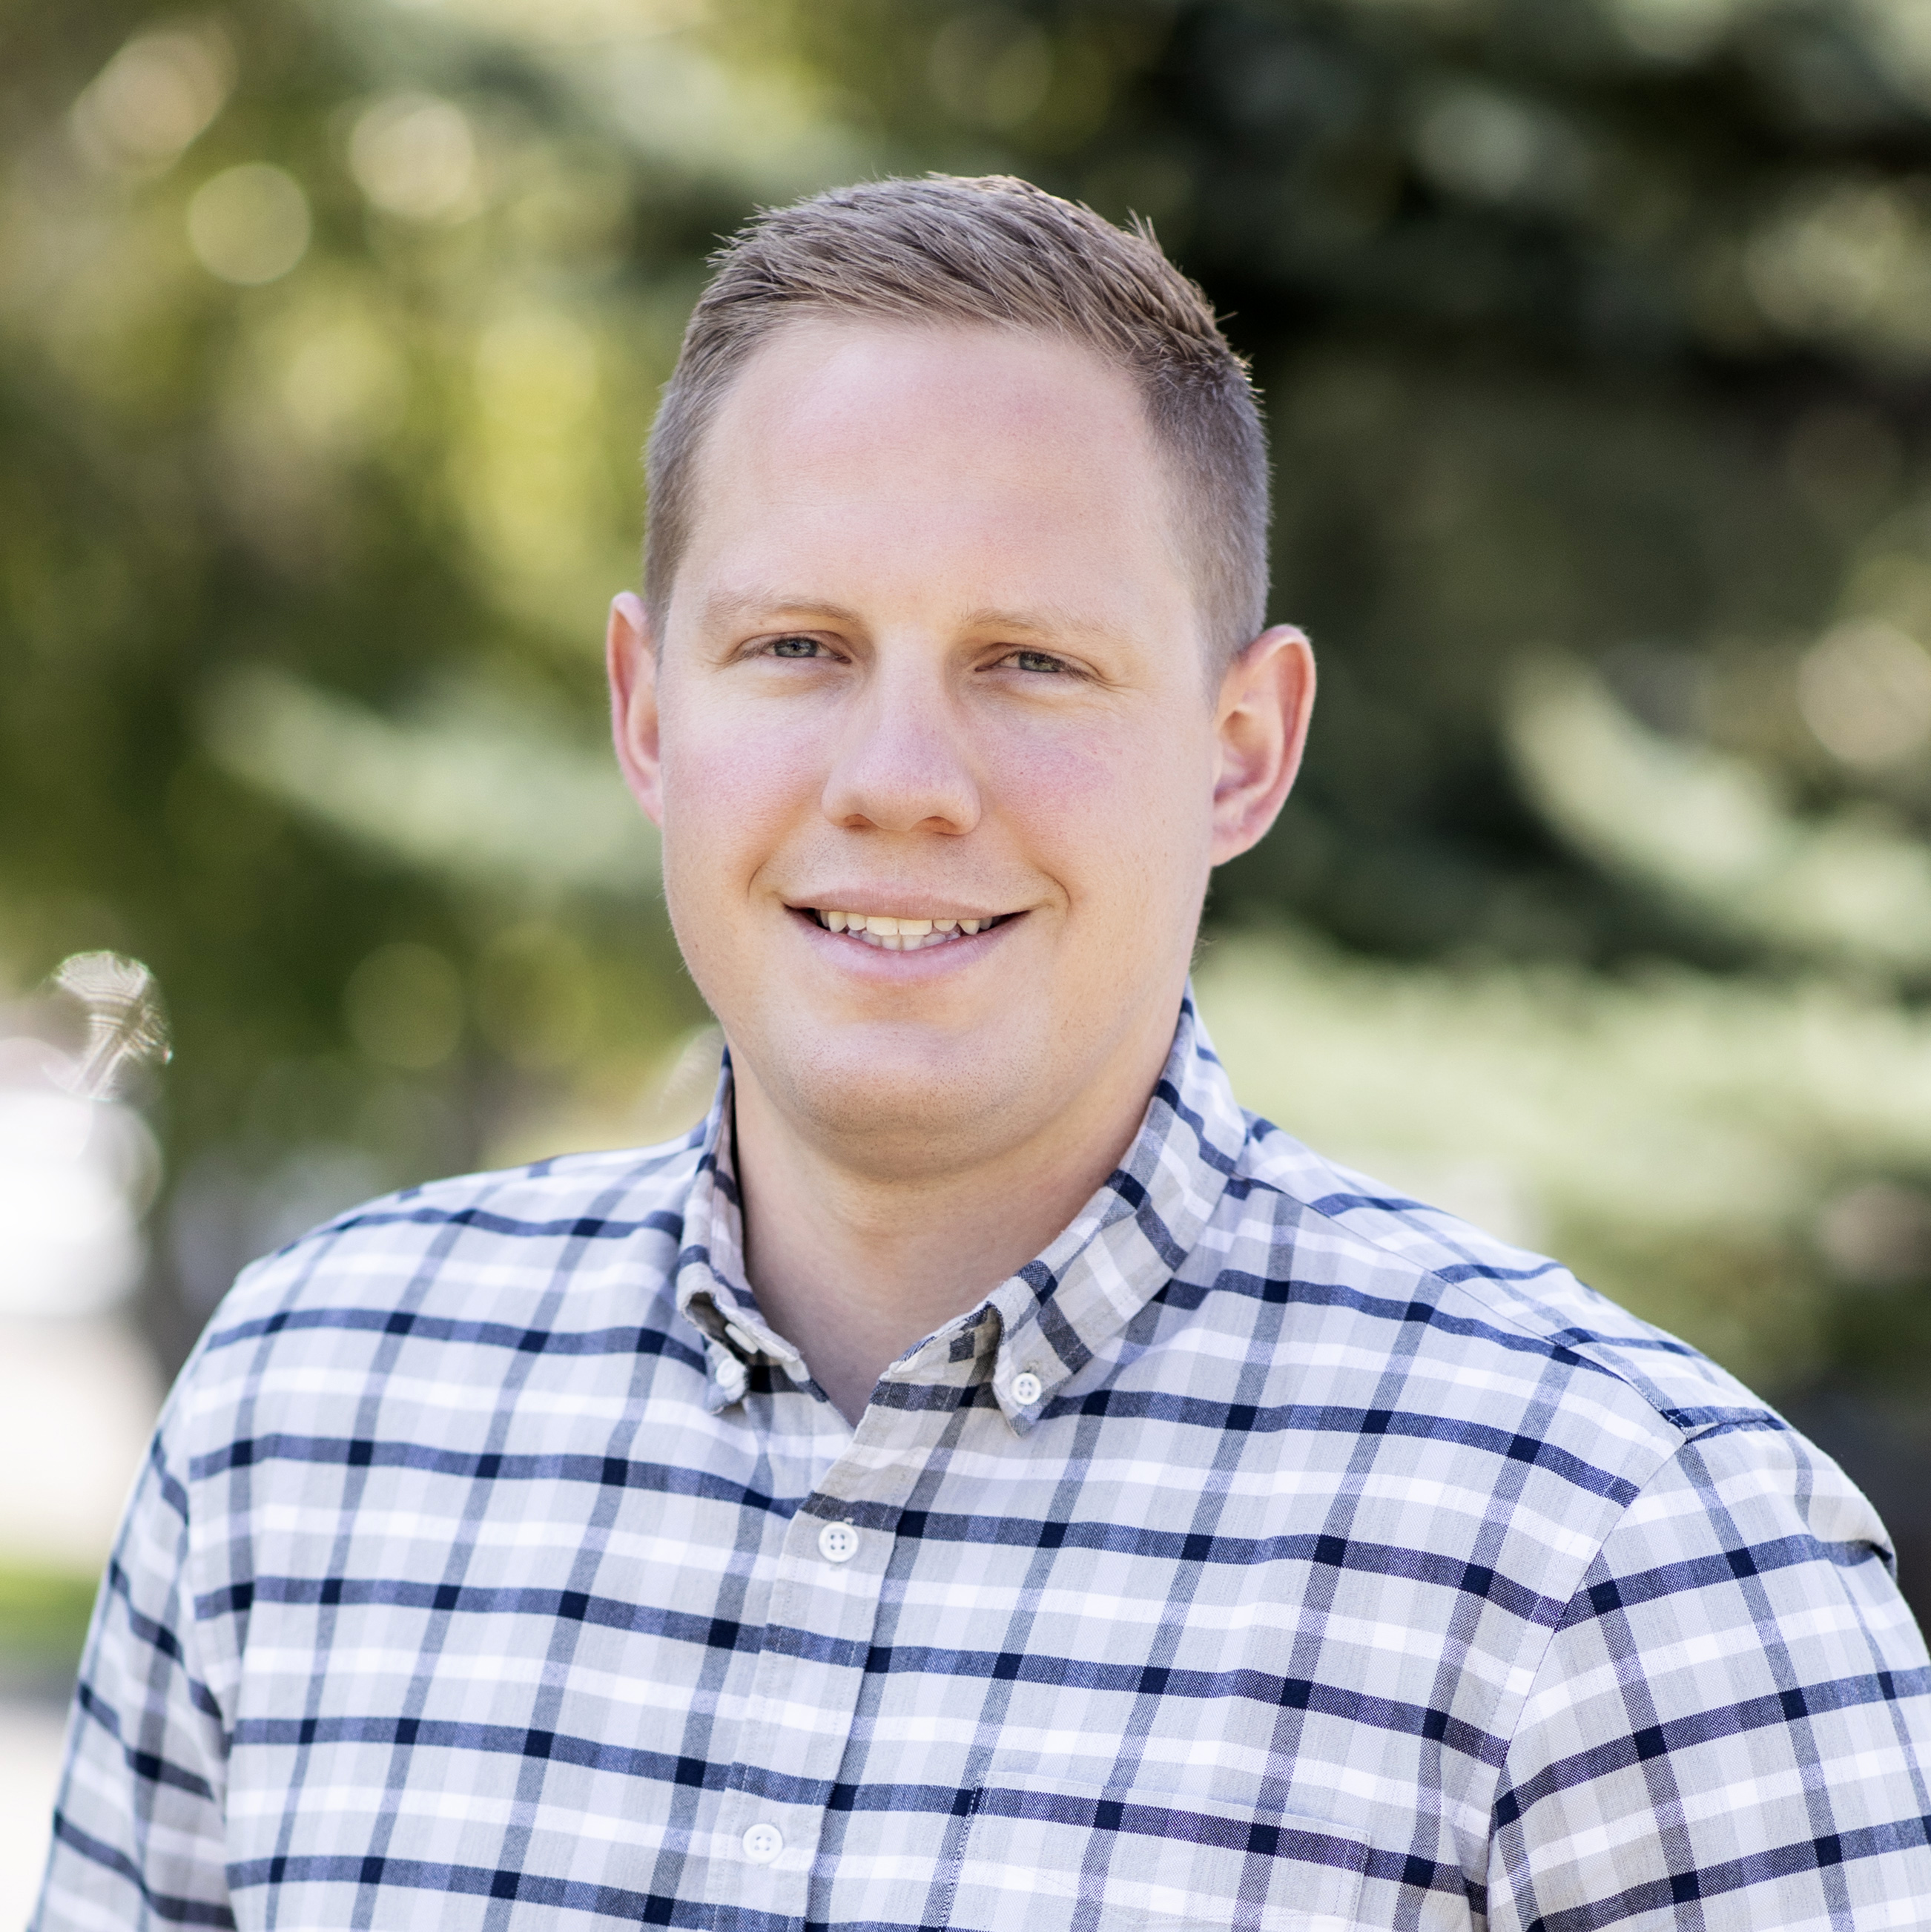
[802,907,1017,952]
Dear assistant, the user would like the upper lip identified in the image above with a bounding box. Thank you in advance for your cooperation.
[788,897,1020,920]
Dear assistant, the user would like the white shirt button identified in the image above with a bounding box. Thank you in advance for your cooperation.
[1011,1370,1043,1406]
[724,1322,760,1356]
[742,1821,784,1864]
[817,1520,860,1564]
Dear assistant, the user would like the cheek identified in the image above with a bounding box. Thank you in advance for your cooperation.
[986,711,1215,902]
[657,701,824,907]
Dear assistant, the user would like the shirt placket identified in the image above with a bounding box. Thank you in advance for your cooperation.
[707,1352,958,1928]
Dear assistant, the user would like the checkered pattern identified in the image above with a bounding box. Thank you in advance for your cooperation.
[34,993,1931,1930]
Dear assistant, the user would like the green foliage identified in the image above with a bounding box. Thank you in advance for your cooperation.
[0,1563,98,1667]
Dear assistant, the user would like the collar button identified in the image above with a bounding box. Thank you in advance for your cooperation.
[817,1520,861,1564]
[1011,1370,1043,1406]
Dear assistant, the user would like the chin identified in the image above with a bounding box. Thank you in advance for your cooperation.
[756,1018,1037,1164]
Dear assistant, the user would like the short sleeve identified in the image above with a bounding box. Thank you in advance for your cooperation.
[1488,1417,1931,1931]
[31,1389,234,1929]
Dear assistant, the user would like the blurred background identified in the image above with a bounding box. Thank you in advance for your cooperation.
[9,0,1931,1905]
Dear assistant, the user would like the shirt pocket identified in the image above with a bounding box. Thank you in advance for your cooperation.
[943,1772,1368,1932]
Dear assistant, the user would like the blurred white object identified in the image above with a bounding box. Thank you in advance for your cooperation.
[0,1695,67,1932]
[0,1043,157,1319]
[351,93,480,221]
[68,24,235,177]
[1798,620,1931,768]
[50,952,170,1102]
[188,163,311,286]
[0,952,167,1318]
[0,1313,158,1566]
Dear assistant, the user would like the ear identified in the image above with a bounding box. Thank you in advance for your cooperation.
[1209,624,1316,866]
[607,591,664,825]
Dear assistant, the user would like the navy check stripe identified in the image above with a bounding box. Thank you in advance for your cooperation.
[1053,1388,1641,1500]
[1191,1268,1640,1377]
[49,1814,235,1926]
[210,1577,800,1648]
[207,1302,704,1362]
[324,1202,686,1244]
[1575,1534,1899,1614]
[224,1856,699,1925]
[191,1435,793,1511]
[1146,1075,1244,1178]
[976,1785,1376,1867]
[862,1649,1510,1762]
[72,1683,219,1801]
[1525,1815,1931,1932]
[882,1512,1568,1615]
[231,1715,741,1787]
[1498,1666,1931,1823]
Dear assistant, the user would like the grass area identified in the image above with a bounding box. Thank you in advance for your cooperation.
[0,1563,99,1666]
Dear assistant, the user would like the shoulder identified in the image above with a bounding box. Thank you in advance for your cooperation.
[1229,1114,1909,1646]
[221,1131,703,1320]
[1234,1110,1791,1480]
[1198,1102,1928,1913]
[172,1131,708,1441]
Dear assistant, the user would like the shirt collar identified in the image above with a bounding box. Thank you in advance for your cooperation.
[673,986,1247,1427]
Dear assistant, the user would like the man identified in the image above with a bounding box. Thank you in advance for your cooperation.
[36,177,1931,1930]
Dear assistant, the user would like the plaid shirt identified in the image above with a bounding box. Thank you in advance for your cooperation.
[36,992,1931,1931]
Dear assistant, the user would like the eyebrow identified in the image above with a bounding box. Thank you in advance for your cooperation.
[699,586,1115,645]
[696,587,868,631]
[956,604,1115,643]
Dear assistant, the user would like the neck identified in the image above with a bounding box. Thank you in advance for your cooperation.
[730,1009,1178,1423]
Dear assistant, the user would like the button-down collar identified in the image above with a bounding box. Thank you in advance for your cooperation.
[674,989,1247,1428]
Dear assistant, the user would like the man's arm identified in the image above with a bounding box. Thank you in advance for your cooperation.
[32,1405,234,1929]
[1488,1417,1931,1930]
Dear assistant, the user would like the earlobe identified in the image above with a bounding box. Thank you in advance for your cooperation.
[607,590,666,826]
[1209,624,1316,866]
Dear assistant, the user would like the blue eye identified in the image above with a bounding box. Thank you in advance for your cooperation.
[1011,650,1064,674]
[769,636,819,659]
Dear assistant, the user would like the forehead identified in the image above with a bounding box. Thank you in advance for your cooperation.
[673,319,1197,641]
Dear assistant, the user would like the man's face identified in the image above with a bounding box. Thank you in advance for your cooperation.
[613,320,1301,1175]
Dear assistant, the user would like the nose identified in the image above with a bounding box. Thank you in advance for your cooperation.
[819,658,981,836]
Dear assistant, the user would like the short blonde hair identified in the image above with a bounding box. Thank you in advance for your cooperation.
[644,174,1270,661]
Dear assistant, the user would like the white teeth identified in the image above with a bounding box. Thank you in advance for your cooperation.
[813,909,1000,949]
